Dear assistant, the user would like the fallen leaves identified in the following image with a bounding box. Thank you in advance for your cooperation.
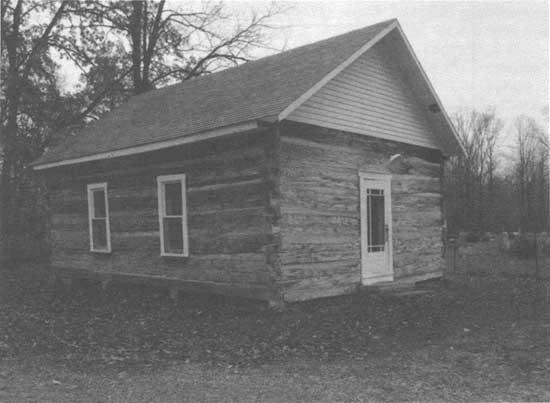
[1,260,549,378]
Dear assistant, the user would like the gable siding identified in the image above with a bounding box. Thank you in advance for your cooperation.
[288,42,440,150]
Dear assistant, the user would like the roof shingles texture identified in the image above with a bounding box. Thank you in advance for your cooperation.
[36,19,395,165]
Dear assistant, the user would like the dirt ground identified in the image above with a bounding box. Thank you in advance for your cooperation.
[3,343,550,403]
[1,240,549,402]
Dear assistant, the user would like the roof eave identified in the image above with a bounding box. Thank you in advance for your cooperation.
[33,120,261,171]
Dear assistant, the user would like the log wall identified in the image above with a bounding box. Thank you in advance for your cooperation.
[44,121,445,303]
[45,129,281,301]
[278,121,444,302]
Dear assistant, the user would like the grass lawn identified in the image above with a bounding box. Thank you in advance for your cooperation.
[1,243,549,402]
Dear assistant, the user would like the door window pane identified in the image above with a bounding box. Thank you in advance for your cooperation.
[367,189,385,252]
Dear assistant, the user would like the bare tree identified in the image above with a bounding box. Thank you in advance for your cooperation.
[514,116,542,232]
[1,0,286,261]
[446,108,503,236]
[511,115,549,274]
[69,0,286,122]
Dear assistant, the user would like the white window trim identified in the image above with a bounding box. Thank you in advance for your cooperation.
[157,173,189,257]
[87,182,111,253]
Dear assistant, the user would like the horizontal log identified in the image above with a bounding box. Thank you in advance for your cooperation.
[393,194,441,213]
[392,214,442,230]
[53,207,271,242]
[391,175,441,194]
[53,266,278,301]
[190,211,270,239]
[281,165,358,189]
[188,181,268,212]
[51,213,87,231]
[394,271,442,283]
[281,242,360,265]
[393,231,442,245]
[281,214,359,234]
[280,193,357,214]
[406,156,441,177]
[187,178,264,193]
[190,232,275,255]
[51,250,271,284]
[283,282,358,302]
[110,212,158,233]
[281,206,358,218]
[280,270,360,302]
[281,259,360,280]
[280,121,442,163]
[282,136,391,170]
[282,233,359,247]
[51,230,89,251]
[51,180,269,215]
[49,174,266,202]
[52,226,274,255]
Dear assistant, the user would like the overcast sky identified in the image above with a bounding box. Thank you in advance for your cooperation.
[246,0,549,132]
[62,1,549,135]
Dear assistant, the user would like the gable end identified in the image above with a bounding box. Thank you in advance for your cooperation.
[287,37,441,150]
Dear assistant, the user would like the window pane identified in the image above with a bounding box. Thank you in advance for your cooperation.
[92,218,107,249]
[163,217,183,254]
[367,191,385,250]
[164,182,182,216]
[93,190,106,218]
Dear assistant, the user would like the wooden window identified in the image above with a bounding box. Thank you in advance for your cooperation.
[87,182,111,253]
[157,174,188,257]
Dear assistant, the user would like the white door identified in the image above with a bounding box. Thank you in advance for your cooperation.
[359,173,393,285]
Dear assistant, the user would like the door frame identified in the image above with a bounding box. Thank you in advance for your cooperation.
[359,172,394,284]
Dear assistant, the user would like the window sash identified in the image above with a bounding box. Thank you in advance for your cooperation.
[157,174,188,257]
[92,190,106,218]
[92,218,108,249]
[162,216,184,254]
[87,183,111,253]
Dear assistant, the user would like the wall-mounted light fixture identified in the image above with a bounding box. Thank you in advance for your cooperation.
[428,103,441,113]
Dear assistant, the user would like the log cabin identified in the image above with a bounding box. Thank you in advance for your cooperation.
[33,19,464,305]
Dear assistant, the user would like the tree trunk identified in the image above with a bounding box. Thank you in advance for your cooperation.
[1,0,23,262]
[141,0,165,93]
[130,1,144,93]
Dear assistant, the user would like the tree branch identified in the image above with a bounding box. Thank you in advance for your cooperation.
[19,0,70,80]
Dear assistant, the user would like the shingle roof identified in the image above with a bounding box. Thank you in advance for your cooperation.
[35,19,397,166]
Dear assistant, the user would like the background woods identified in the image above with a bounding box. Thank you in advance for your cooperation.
[0,0,283,262]
[445,110,549,238]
